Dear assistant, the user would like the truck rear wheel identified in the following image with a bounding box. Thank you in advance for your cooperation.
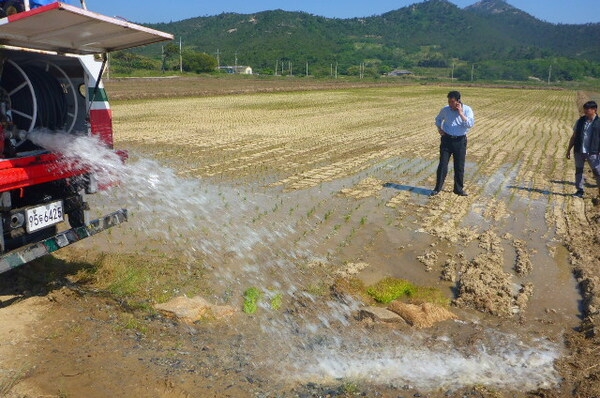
[3,1,24,16]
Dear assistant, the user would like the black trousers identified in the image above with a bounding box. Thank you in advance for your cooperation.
[434,134,467,193]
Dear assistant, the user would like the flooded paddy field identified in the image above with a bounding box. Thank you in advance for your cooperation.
[1,80,599,397]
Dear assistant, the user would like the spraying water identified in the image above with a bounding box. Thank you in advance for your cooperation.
[27,130,563,393]
[28,129,288,258]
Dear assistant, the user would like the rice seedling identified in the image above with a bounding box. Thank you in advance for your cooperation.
[243,287,262,314]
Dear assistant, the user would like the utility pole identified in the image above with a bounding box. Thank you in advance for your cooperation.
[179,37,182,73]
[306,61,308,77]
[547,65,552,84]
[471,64,474,81]
[215,49,220,69]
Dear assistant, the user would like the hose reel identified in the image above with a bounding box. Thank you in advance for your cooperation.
[0,58,78,150]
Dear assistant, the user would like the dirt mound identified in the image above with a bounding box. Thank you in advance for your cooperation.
[387,301,457,328]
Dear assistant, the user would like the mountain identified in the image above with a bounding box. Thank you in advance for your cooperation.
[466,0,529,16]
[132,0,600,80]
[465,0,600,61]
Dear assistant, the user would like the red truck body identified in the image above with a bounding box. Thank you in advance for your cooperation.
[0,2,172,272]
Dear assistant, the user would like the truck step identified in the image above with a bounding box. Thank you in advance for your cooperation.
[0,208,128,274]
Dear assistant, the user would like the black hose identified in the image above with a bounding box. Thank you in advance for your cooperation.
[21,64,67,130]
[0,61,68,132]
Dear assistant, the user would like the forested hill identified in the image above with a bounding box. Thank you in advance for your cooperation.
[133,0,600,80]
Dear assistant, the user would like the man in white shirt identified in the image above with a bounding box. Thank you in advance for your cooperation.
[430,90,475,197]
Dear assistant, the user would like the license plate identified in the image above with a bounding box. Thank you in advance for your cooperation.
[25,201,64,233]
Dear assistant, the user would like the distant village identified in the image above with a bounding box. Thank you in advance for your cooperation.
[218,65,413,77]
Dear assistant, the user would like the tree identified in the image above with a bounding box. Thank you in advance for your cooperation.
[109,51,161,74]
[162,43,179,72]
[182,51,218,73]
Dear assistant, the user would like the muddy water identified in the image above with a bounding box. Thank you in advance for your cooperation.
[71,145,574,393]
[17,116,581,396]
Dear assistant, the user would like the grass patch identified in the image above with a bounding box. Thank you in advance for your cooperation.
[366,277,451,307]
[408,286,452,307]
[107,266,149,297]
[367,276,417,304]
[54,249,211,308]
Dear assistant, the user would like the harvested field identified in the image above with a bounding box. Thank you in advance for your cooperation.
[1,78,600,397]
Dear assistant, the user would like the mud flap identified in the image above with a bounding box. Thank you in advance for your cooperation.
[0,208,127,274]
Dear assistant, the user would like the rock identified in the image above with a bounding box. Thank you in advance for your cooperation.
[154,296,236,323]
[358,306,406,323]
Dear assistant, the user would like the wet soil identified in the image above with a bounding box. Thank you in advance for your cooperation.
[1,80,600,398]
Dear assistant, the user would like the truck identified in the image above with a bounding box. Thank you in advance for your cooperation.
[0,1,173,273]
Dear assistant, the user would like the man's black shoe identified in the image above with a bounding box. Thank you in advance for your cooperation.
[454,191,468,196]
[429,190,439,197]
[574,190,584,198]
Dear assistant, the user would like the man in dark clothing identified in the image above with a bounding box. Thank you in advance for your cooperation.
[566,100,600,199]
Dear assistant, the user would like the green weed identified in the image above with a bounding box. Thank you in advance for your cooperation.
[243,287,262,314]
[270,292,283,310]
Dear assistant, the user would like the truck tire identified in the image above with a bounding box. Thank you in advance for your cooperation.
[4,1,24,15]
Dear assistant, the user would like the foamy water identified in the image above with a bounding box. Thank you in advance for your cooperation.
[290,327,560,391]
[27,130,563,392]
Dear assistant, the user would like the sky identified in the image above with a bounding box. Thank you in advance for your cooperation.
[79,0,599,25]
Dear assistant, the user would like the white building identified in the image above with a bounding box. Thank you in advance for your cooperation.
[219,65,253,74]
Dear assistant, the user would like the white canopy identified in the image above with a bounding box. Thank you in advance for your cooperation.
[0,2,173,54]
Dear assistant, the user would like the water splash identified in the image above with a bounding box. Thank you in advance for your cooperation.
[27,129,563,393]
[290,327,560,391]
[27,129,289,259]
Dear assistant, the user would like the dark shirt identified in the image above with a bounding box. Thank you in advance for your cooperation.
[573,115,600,154]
